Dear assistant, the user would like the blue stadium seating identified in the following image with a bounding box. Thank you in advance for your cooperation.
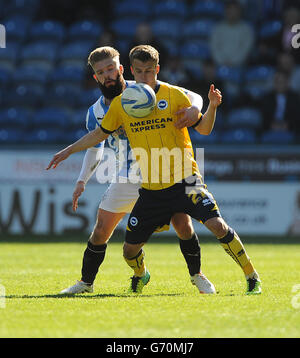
[0,43,20,69]
[217,66,243,84]
[0,68,12,88]
[180,40,211,60]
[59,41,94,65]
[70,109,88,128]
[191,0,224,19]
[245,65,275,82]
[153,0,188,18]
[21,41,59,67]
[77,88,101,108]
[259,20,282,39]
[50,65,85,85]
[113,0,151,19]
[3,16,30,42]
[28,20,66,43]
[45,85,81,108]
[151,19,182,40]
[68,20,103,42]
[65,128,87,143]
[3,0,40,19]
[221,128,257,144]
[25,128,63,144]
[226,107,263,130]
[13,64,50,85]
[261,130,295,144]
[4,84,45,108]
[189,129,220,144]
[0,107,30,128]
[0,128,23,144]
[182,19,215,40]
[110,18,141,38]
[32,107,70,129]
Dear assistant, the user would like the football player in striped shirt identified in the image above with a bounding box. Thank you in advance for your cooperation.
[48,45,261,295]
[56,46,215,295]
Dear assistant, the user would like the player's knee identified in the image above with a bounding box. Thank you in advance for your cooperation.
[90,219,110,245]
[171,214,194,239]
[205,217,228,238]
[123,242,143,259]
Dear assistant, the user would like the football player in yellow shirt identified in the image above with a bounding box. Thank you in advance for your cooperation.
[47,45,261,295]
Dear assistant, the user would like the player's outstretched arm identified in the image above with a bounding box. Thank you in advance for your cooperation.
[194,84,222,135]
[46,127,109,170]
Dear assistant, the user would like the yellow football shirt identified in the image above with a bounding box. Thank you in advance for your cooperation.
[101,82,201,190]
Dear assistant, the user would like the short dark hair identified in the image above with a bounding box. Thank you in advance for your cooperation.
[129,45,159,66]
[88,46,120,68]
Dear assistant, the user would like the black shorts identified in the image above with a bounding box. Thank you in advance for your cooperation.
[125,177,221,244]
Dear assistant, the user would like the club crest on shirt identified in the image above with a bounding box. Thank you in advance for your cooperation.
[157,100,168,110]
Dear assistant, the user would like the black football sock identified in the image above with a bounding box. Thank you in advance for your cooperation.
[81,241,107,285]
[179,233,201,276]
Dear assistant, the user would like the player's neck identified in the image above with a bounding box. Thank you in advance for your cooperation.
[104,97,112,106]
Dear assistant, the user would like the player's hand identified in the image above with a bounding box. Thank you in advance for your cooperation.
[46,147,72,170]
[208,84,222,108]
[174,106,201,129]
[72,181,85,211]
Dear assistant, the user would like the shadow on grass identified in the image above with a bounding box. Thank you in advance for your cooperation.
[5,293,184,299]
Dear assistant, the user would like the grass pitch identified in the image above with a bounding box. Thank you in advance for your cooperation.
[0,236,300,338]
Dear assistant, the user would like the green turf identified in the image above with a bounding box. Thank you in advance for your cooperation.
[0,238,300,338]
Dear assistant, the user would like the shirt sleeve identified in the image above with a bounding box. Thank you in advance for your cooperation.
[100,97,123,134]
[86,107,104,149]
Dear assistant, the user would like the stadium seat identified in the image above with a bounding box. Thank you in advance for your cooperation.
[3,16,29,42]
[191,0,224,19]
[68,20,103,42]
[50,65,85,85]
[110,18,141,38]
[244,65,275,99]
[221,128,257,144]
[13,65,50,86]
[182,19,215,40]
[3,0,40,18]
[0,107,30,129]
[113,0,151,19]
[59,41,95,66]
[151,19,182,40]
[28,20,66,43]
[259,20,282,39]
[180,40,211,61]
[32,107,70,129]
[261,130,295,144]
[189,129,219,144]
[226,107,263,130]
[21,41,59,67]
[0,43,20,69]
[25,128,63,144]
[70,108,88,129]
[45,85,81,108]
[153,0,188,18]
[245,65,275,82]
[216,66,243,84]
[77,88,101,108]
[4,84,45,108]
[0,68,12,88]
[65,128,87,143]
[0,128,23,144]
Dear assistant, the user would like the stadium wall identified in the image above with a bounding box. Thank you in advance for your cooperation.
[1,150,300,238]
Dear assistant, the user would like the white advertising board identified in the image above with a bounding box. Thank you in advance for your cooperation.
[0,181,299,236]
